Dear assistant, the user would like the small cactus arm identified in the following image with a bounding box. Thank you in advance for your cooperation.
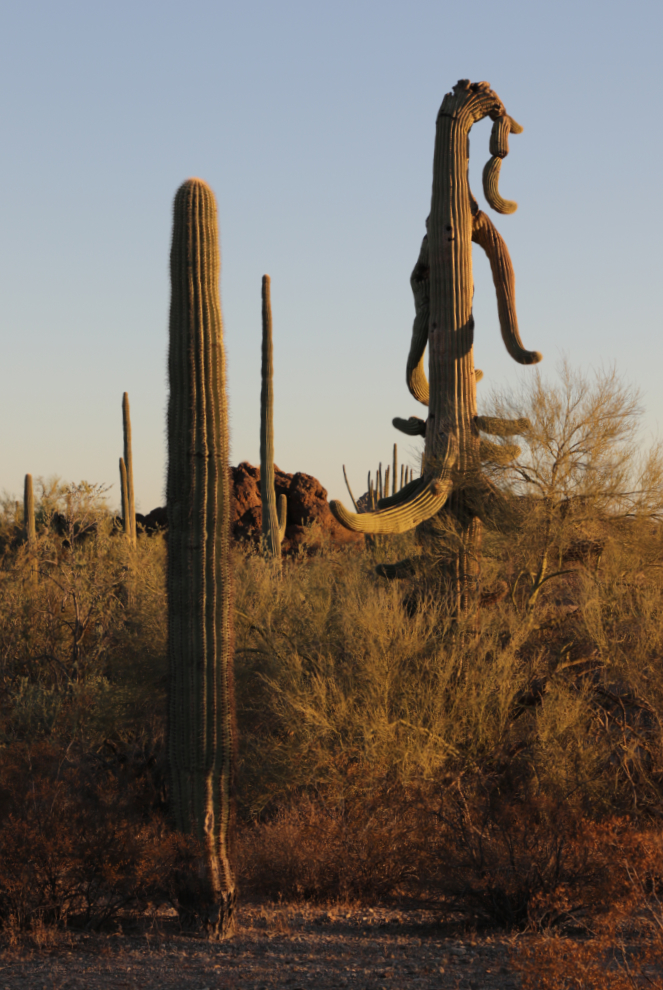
[482,115,523,215]
[330,434,457,534]
[122,393,137,546]
[166,177,236,939]
[260,275,286,556]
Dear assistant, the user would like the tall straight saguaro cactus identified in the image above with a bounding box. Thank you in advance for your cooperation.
[166,178,236,938]
[260,275,286,558]
[122,393,136,546]
[23,474,36,545]
[331,80,542,614]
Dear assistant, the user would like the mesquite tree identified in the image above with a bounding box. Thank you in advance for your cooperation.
[331,80,542,614]
[166,177,236,938]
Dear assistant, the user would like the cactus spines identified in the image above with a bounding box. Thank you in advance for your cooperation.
[260,275,287,557]
[331,80,543,613]
[122,393,137,546]
[24,473,36,545]
[119,458,131,538]
[166,178,235,939]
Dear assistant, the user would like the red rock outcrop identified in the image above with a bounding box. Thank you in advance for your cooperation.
[139,463,363,552]
[231,462,363,553]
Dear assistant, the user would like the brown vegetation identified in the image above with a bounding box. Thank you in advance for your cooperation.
[1,366,663,982]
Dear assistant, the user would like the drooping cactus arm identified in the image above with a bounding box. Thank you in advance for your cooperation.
[482,115,523,215]
[472,211,542,366]
[393,415,426,437]
[330,434,457,534]
[406,234,430,406]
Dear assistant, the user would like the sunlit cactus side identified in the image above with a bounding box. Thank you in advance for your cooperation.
[23,474,36,545]
[260,275,287,558]
[119,458,131,538]
[122,393,136,547]
[331,79,542,614]
[166,177,236,940]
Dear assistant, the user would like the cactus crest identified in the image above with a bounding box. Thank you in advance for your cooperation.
[166,177,236,938]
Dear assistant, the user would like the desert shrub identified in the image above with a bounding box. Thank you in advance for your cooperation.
[0,480,167,749]
[0,741,193,931]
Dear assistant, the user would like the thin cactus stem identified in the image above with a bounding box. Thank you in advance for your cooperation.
[400,464,404,490]
[24,474,36,545]
[122,393,137,547]
[260,274,284,559]
[343,465,360,513]
[384,465,390,498]
[392,444,397,497]
[119,458,131,538]
[166,177,236,939]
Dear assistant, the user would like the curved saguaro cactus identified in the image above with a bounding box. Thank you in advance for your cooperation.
[331,80,541,613]
[122,393,137,546]
[260,275,287,558]
[166,178,236,939]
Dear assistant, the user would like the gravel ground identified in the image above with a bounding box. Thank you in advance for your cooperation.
[0,903,524,989]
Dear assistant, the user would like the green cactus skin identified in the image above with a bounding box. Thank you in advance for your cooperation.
[119,458,131,538]
[260,275,287,557]
[122,393,137,547]
[331,80,542,613]
[24,473,36,545]
[166,178,236,940]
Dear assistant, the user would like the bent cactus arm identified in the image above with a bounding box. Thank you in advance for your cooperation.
[472,211,542,366]
[330,434,457,534]
[482,115,523,215]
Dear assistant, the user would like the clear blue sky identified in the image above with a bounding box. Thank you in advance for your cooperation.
[1,0,661,511]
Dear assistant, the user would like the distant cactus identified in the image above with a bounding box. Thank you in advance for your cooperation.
[119,458,131,538]
[260,275,287,558]
[122,393,136,546]
[331,80,541,614]
[23,474,36,545]
[166,178,236,939]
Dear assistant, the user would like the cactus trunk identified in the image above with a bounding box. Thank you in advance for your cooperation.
[260,275,286,557]
[23,474,36,545]
[122,393,136,547]
[119,457,131,538]
[166,177,236,939]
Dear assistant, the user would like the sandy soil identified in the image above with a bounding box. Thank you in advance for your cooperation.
[0,903,525,989]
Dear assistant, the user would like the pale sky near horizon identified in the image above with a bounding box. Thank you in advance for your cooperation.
[1,0,662,512]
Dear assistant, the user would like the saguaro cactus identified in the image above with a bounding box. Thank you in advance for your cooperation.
[119,458,131,538]
[23,473,36,545]
[122,393,137,546]
[331,80,542,613]
[260,275,287,558]
[166,178,236,938]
